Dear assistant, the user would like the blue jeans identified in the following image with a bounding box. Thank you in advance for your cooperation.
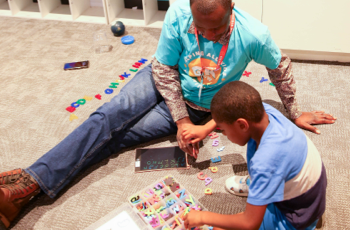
[26,64,210,198]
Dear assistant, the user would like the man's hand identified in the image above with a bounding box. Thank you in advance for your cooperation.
[176,118,217,158]
[176,117,199,158]
[294,111,337,134]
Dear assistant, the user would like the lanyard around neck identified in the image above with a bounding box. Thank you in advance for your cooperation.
[194,12,235,72]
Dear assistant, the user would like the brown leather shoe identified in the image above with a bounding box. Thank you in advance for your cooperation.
[0,171,40,228]
[0,169,23,185]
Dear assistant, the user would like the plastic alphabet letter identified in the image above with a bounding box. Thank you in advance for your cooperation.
[178,189,186,199]
[144,209,155,215]
[148,196,160,205]
[205,177,212,186]
[217,146,225,152]
[212,139,219,146]
[180,212,186,221]
[109,82,119,88]
[154,183,164,190]
[186,195,194,205]
[156,206,165,213]
[260,77,268,83]
[138,58,148,63]
[130,68,138,72]
[119,75,125,80]
[243,71,252,77]
[191,204,201,211]
[197,172,207,180]
[95,94,102,100]
[122,72,131,78]
[209,166,218,173]
[146,189,155,196]
[173,205,180,213]
[205,188,212,195]
[152,194,160,202]
[105,88,113,94]
[143,215,152,222]
[166,199,176,207]
[184,207,190,215]
[150,216,160,228]
[71,102,80,108]
[175,217,181,226]
[66,106,75,113]
[76,99,86,105]
[130,196,140,203]
[69,113,78,121]
[83,95,93,101]
[209,132,219,139]
[211,156,222,163]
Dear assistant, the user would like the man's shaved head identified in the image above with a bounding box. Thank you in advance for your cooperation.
[190,0,232,15]
[190,0,233,42]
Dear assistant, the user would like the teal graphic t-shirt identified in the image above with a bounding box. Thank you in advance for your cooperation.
[155,0,281,109]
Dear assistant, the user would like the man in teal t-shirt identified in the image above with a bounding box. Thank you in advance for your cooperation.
[152,0,336,155]
[156,0,281,109]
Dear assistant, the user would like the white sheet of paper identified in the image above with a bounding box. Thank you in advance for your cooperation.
[96,211,141,230]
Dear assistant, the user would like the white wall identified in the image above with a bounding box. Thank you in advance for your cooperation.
[262,0,350,61]
[234,0,262,22]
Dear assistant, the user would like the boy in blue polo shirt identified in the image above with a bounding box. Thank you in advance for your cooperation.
[184,81,326,230]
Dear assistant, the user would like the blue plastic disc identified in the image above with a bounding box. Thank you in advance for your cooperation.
[121,35,135,45]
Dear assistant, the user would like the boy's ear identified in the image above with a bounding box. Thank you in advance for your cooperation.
[236,118,249,132]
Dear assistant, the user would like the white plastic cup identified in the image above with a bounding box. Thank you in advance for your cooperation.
[93,30,112,54]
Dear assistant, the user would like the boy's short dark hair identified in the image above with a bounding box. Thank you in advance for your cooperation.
[211,81,265,124]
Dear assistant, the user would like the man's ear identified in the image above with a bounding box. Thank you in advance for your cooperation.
[237,118,249,132]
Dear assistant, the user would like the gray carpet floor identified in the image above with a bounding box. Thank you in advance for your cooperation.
[0,16,349,230]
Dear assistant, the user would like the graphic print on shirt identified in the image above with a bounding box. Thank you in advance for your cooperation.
[183,52,228,87]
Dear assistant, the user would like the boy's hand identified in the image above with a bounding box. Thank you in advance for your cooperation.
[176,117,199,158]
[294,111,336,134]
[183,210,203,229]
[182,125,211,144]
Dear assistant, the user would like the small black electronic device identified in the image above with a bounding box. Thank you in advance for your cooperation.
[135,146,189,172]
[64,60,89,70]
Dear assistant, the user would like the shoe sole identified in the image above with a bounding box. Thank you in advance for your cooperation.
[0,211,10,228]
[224,183,248,197]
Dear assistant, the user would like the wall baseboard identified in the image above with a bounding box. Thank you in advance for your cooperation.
[282,49,350,63]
